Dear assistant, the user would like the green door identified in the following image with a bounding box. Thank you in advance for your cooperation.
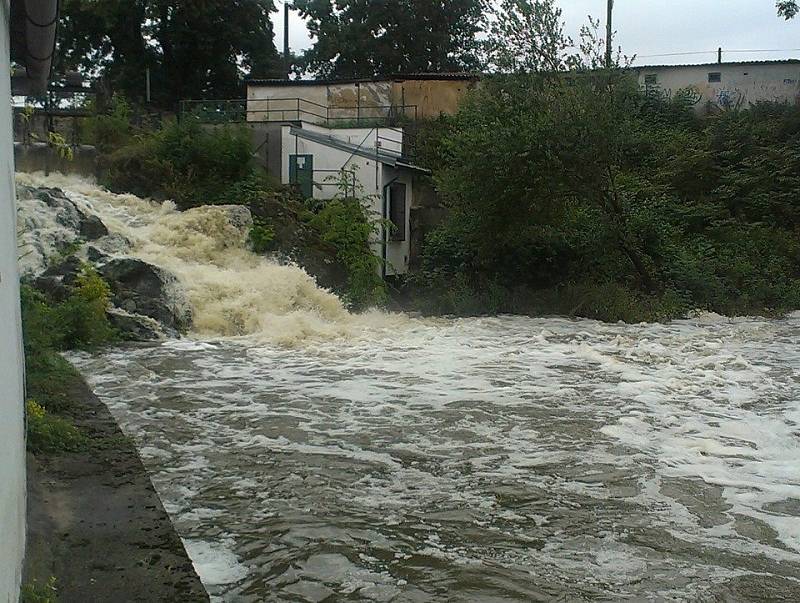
[289,154,314,199]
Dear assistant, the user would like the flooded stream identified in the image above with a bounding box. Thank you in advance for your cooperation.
[72,313,800,601]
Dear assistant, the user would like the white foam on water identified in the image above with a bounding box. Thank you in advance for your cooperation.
[17,172,421,345]
[182,539,248,587]
[45,174,800,599]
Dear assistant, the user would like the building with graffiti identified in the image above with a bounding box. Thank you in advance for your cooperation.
[635,59,800,112]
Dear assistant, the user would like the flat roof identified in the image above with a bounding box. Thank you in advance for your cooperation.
[635,58,800,70]
[247,72,480,86]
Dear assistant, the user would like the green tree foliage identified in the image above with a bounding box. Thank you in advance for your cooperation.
[103,121,253,208]
[294,0,487,78]
[777,0,799,18]
[485,0,572,73]
[57,1,283,108]
[417,77,800,320]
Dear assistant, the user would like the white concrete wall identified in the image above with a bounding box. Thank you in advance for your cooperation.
[636,62,800,111]
[0,0,27,600]
[279,125,410,275]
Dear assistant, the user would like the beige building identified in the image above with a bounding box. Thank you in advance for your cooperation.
[246,73,479,125]
[635,59,800,112]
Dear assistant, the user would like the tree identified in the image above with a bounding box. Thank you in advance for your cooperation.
[293,0,487,79]
[485,0,572,73]
[57,1,283,108]
[777,1,799,18]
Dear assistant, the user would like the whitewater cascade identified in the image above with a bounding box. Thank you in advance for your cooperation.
[16,172,406,344]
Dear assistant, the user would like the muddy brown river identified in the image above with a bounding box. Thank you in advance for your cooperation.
[72,313,800,601]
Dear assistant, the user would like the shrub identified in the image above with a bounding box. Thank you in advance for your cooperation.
[248,218,276,254]
[26,400,86,455]
[20,577,58,603]
[103,121,254,208]
[310,197,387,308]
[21,267,116,414]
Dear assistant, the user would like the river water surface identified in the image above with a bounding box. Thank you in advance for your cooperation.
[25,173,799,601]
[72,313,800,602]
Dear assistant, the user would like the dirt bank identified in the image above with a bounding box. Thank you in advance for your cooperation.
[23,374,208,602]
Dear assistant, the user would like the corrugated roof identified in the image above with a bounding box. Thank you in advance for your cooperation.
[635,58,800,70]
[247,72,480,86]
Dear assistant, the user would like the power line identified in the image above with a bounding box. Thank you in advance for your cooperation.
[637,48,800,59]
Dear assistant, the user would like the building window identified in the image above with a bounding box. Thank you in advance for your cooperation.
[708,72,722,83]
[389,183,406,242]
[644,74,658,85]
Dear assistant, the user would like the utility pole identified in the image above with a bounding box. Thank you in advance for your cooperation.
[284,2,291,79]
[606,0,614,69]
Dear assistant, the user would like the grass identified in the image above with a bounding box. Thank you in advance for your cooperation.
[20,577,58,603]
[26,400,87,455]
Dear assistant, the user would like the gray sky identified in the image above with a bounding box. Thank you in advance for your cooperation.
[272,0,800,68]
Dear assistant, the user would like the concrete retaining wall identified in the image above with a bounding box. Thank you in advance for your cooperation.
[0,0,28,599]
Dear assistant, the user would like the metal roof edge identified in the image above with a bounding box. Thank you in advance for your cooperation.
[288,126,430,173]
[634,58,800,70]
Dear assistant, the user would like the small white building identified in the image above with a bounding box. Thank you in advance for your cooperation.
[635,59,800,112]
[280,122,428,276]
[242,105,430,277]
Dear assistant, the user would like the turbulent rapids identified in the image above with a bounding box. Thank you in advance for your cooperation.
[16,172,406,344]
[17,174,800,601]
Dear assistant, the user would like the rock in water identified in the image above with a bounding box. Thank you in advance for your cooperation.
[98,258,192,333]
[16,185,111,274]
[106,308,167,342]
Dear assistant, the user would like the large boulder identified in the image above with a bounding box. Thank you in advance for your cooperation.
[249,194,348,293]
[98,258,192,333]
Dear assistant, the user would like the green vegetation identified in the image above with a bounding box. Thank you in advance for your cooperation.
[26,400,87,455]
[414,77,800,321]
[310,196,388,308]
[58,1,282,108]
[248,218,276,254]
[102,120,253,209]
[20,577,58,603]
[405,2,800,322]
[293,0,484,78]
[21,265,116,453]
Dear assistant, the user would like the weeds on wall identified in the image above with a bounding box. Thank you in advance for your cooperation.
[309,170,388,308]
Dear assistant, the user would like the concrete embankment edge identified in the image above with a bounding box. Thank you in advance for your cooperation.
[23,372,209,602]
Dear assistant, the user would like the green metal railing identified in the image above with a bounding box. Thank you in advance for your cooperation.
[179,98,418,128]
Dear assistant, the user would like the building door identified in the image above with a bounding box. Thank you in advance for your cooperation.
[289,154,314,199]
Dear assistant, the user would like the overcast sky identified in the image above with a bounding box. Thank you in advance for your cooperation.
[272,0,800,68]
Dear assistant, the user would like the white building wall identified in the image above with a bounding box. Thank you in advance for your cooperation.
[636,62,800,111]
[279,125,410,275]
[0,0,28,600]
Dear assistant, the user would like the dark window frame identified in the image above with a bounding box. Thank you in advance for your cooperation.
[708,72,722,83]
[388,182,407,242]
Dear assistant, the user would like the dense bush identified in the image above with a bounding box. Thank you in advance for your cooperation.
[414,73,800,321]
[310,197,388,308]
[103,120,253,208]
